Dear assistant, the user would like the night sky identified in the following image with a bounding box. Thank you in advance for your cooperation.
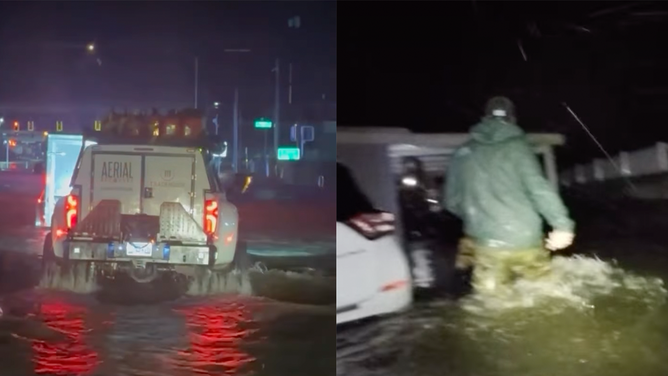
[6,2,668,168]
[340,1,668,167]
[0,2,336,117]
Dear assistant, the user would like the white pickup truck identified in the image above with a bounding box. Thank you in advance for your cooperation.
[43,142,248,284]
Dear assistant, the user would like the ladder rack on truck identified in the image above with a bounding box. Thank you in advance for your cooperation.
[38,109,226,228]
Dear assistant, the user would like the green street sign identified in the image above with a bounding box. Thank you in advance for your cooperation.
[254,118,272,129]
[277,147,300,161]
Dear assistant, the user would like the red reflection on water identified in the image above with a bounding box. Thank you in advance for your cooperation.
[174,301,257,374]
[30,300,101,376]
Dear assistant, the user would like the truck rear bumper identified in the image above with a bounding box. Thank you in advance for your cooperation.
[60,239,217,267]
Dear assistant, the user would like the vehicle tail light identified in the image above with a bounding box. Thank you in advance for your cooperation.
[204,198,219,235]
[65,194,79,229]
[345,211,395,240]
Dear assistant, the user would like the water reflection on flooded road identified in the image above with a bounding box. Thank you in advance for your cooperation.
[0,216,335,376]
[32,297,105,376]
[172,301,256,375]
[0,291,333,376]
[0,183,335,376]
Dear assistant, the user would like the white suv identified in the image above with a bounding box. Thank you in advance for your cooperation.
[337,162,412,324]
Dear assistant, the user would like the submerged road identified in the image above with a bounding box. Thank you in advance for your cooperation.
[0,173,336,376]
[337,195,668,376]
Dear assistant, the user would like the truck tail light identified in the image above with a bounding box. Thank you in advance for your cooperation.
[204,198,218,235]
[65,194,79,229]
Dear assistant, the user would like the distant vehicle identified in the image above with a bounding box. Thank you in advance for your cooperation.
[42,111,249,286]
[336,162,412,325]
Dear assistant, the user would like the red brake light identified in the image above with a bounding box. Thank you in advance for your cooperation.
[345,211,395,240]
[65,194,79,229]
[204,199,219,235]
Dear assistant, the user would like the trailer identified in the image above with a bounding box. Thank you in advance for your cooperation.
[36,134,96,227]
[336,127,566,217]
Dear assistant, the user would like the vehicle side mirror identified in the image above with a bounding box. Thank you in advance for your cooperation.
[220,172,252,194]
[232,173,253,194]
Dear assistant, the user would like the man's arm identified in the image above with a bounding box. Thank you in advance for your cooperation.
[513,140,575,232]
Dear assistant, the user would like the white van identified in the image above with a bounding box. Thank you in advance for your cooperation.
[43,142,248,284]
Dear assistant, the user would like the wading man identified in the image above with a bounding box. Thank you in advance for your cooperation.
[444,96,575,295]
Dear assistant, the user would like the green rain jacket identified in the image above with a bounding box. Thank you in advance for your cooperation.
[444,117,575,249]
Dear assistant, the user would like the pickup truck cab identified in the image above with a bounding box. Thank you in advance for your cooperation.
[43,142,247,285]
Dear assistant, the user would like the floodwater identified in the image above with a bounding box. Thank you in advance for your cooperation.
[0,156,336,376]
[338,243,668,376]
[0,212,335,376]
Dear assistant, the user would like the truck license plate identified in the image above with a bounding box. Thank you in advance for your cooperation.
[126,242,153,257]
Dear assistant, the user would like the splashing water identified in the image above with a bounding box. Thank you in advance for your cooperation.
[461,255,667,315]
[37,262,256,297]
[35,261,335,307]
[38,262,100,294]
[186,267,255,296]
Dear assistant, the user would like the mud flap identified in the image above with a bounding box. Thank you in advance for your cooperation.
[42,232,54,271]
[233,240,251,272]
[208,245,217,267]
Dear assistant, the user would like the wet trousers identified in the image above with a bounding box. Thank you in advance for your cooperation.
[457,237,551,294]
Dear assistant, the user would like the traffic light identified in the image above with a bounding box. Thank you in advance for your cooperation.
[56,121,63,132]
[12,121,18,131]
[27,121,34,131]
[94,120,102,131]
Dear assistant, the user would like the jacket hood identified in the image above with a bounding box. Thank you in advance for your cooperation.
[470,117,524,144]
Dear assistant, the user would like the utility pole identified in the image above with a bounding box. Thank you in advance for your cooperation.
[273,58,280,170]
[239,108,244,170]
[233,88,239,172]
[288,63,293,105]
[194,57,199,109]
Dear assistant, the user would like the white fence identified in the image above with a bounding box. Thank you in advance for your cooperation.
[561,142,668,185]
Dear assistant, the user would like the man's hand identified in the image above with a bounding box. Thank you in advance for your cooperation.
[545,230,575,251]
